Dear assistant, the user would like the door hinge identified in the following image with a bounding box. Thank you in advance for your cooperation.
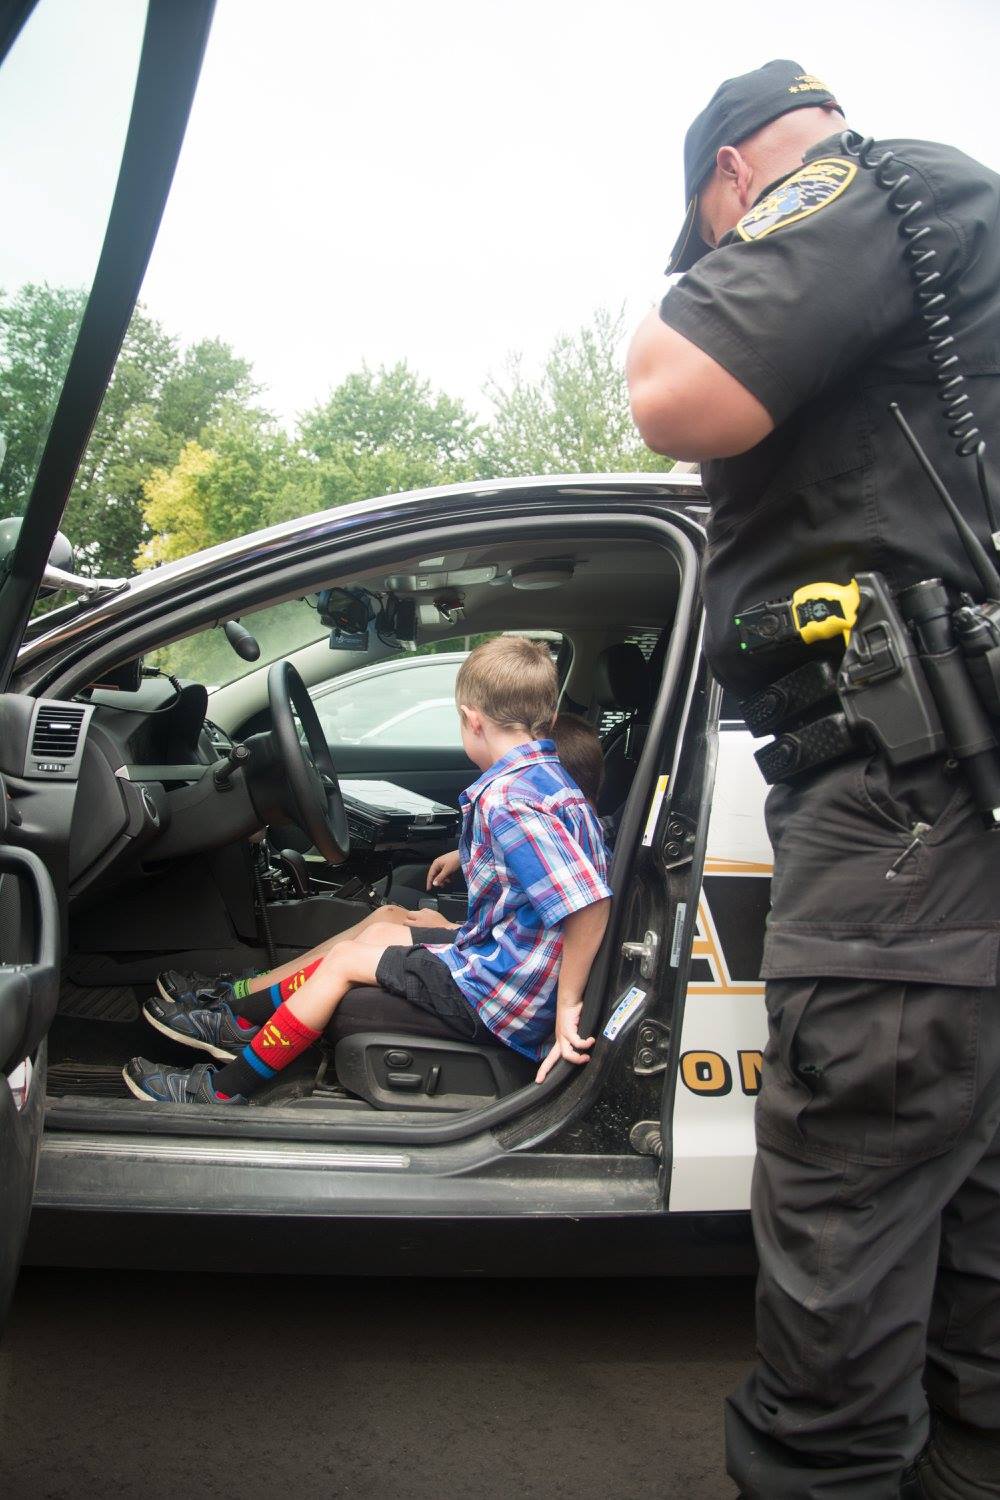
[661,811,697,868]
[620,927,658,980]
[629,1120,664,1159]
[633,1017,671,1076]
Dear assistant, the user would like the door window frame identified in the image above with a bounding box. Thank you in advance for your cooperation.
[0,0,215,686]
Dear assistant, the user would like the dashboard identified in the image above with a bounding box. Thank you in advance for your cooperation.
[0,672,460,913]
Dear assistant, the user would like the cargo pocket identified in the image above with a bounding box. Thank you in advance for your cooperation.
[858,754,964,835]
[756,977,818,1144]
[757,974,982,1165]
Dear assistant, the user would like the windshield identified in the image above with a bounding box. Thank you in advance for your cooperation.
[0,0,147,520]
[146,599,328,690]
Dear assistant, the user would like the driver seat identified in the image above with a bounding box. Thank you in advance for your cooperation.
[324,985,536,1110]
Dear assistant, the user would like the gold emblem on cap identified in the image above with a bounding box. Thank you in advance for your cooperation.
[788,72,831,95]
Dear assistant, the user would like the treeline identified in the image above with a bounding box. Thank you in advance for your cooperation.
[0,285,669,578]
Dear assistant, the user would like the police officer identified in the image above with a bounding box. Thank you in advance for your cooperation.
[627,60,1000,1500]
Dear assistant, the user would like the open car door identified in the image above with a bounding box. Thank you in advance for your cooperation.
[0,0,213,1327]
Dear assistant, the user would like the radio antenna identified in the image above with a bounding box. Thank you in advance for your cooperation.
[890,403,1000,597]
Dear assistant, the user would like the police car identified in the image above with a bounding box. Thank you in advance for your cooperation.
[0,1,770,1318]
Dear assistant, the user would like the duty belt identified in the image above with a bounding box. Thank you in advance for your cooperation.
[733,572,1000,827]
[740,660,865,784]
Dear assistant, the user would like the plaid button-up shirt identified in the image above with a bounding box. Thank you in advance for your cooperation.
[426,740,612,1060]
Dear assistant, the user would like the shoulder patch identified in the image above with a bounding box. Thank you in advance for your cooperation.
[735,157,857,244]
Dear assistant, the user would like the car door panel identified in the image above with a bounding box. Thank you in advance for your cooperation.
[0,845,59,1327]
[0,847,60,1072]
[0,1036,46,1328]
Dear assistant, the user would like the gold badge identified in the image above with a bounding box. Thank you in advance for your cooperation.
[735,157,857,244]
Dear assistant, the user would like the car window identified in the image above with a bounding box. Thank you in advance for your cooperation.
[315,658,465,748]
[0,0,148,519]
[359,698,461,747]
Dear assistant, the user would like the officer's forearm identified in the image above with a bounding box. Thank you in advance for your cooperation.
[626,308,774,459]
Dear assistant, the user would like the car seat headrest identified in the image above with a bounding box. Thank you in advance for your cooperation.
[593,643,652,716]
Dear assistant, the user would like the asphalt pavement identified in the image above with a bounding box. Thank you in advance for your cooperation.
[0,1269,755,1499]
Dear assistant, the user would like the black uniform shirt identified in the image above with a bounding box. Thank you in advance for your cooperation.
[659,132,1000,696]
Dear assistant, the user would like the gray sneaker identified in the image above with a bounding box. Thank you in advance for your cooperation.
[123,1057,246,1105]
[142,991,259,1061]
[156,968,244,1007]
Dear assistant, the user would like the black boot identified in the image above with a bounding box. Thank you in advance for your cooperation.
[898,1462,925,1499]
[912,1408,1000,1496]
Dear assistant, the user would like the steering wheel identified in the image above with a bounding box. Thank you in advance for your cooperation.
[267,660,350,865]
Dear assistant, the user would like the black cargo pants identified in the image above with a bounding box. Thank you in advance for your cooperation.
[725,754,1000,1500]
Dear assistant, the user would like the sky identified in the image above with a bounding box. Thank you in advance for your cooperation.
[8,0,1000,426]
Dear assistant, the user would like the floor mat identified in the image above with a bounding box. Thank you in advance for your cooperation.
[47,1062,131,1097]
[58,982,139,1024]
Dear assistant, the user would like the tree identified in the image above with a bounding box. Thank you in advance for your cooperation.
[157,338,256,445]
[0,283,89,516]
[298,362,484,508]
[482,307,672,478]
[137,441,217,568]
[0,284,262,578]
[62,305,178,574]
[137,406,303,568]
[70,327,258,576]
[5,286,670,585]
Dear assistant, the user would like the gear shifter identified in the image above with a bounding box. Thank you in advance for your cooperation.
[279,847,311,898]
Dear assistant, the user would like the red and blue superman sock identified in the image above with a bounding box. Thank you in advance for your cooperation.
[229,958,324,1025]
[211,1001,321,1100]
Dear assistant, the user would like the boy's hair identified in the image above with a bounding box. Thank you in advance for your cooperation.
[455,636,558,740]
[553,713,605,807]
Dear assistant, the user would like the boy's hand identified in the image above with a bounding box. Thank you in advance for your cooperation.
[535,999,595,1083]
[400,908,455,929]
[426,849,461,889]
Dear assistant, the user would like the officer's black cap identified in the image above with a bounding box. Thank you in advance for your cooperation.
[666,60,841,275]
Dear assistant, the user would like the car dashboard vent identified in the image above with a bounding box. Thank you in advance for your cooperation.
[31,704,87,759]
[26,700,93,779]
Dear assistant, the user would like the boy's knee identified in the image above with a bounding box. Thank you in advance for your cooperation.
[355,912,410,948]
[319,939,364,973]
[363,920,404,948]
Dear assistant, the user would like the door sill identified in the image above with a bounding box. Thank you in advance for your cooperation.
[43,1090,518,1145]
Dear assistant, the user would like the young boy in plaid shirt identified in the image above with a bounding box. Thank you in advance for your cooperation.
[126,638,612,1104]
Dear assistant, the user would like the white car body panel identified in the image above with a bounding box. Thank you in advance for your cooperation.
[669,724,773,1211]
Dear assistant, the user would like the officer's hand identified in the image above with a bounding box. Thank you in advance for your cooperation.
[426,850,461,889]
[535,999,595,1083]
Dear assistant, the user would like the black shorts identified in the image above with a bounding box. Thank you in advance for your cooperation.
[373,927,492,1044]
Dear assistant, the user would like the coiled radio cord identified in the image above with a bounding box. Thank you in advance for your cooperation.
[840,128,1000,547]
